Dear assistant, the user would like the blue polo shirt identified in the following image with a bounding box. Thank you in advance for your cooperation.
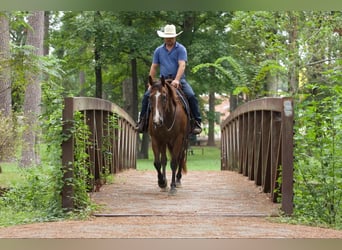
[152,42,187,79]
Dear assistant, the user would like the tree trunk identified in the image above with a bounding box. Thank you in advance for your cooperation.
[266,74,279,96]
[122,56,139,120]
[94,51,102,98]
[94,11,103,99]
[138,77,149,159]
[20,11,44,167]
[287,12,299,94]
[79,71,86,96]
[43,11,49,56]
[138,134,149,159]
[207,91,216,146]
[229,94,238,111]
[0,12,12,117]
[131,57,138,121]
[182,12,195,47]
[122,78,133,116]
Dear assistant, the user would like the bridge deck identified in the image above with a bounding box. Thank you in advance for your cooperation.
[1,169,341,238]
[92,169,280,217]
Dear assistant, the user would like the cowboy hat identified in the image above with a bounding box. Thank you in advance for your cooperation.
[157,24,183,38]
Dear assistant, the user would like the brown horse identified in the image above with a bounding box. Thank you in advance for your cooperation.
[148,76,190,194]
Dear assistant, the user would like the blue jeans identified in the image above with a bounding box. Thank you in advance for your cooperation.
[139,79,201,122]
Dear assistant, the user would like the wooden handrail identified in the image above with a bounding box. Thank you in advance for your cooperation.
[61,97,137,211]
[221,97,294,215]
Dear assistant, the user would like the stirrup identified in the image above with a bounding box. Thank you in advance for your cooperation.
[191,121,202,135]
[136,119,145,133]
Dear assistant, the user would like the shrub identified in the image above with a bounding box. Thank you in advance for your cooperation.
[294,83,342,229]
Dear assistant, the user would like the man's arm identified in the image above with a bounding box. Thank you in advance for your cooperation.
[172,60,186,89]
[149,63,158,80]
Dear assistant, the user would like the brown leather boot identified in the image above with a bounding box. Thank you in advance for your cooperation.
[192,120,202,135]
[136,117,146,133]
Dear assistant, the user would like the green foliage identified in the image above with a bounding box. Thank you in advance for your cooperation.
[49,11,161,100]
[226,11,288,97]
[250,59,287,96]
[101,114,119,183]
[70,111,93,210]
[3,10,341,229]
[0,54,94,227]
[40,58,65,164]
[0,162,24,188]
[0,166,65,226]
[193,56,248,94]
[294,79,342,229]
[0,104,96,227]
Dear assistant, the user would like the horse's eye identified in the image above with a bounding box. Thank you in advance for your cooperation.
[162,95,167,102]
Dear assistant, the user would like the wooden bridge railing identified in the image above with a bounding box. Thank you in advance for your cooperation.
[61,97,137,210]
[221,97,293,215]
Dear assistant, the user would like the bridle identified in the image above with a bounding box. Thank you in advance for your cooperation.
[150,81,177,131]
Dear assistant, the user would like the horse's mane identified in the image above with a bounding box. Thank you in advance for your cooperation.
[150,77,179,109]
[164,80,179,107]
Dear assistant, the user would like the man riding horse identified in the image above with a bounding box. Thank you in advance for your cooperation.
[136,24,202,135]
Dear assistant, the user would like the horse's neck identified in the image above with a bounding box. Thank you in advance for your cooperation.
[166,91,176,114]
[165,85,178,117]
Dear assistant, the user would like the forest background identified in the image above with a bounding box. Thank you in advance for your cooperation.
[0,11,341,229]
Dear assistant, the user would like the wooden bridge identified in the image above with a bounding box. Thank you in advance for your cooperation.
[61,96,294,215]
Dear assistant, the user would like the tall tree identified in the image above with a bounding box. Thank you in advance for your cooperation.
[184,11,232,145]
[21,11,45,167]
[0,12,12,117]
[94,11,103,98]
[287,11,299,94]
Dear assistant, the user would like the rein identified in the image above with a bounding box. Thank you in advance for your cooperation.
[164,81,178,132]
[166,103,177,131]
[150,80,178,132]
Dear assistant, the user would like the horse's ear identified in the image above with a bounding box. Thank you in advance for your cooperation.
[161,75,165,86]
[149,75,153,85]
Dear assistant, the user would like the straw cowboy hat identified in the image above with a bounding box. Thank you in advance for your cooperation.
[157,24,183,38]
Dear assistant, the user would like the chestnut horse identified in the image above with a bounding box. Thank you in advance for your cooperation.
[148,76,190,194]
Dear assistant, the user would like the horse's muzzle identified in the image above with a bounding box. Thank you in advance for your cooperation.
[153,120,163,128]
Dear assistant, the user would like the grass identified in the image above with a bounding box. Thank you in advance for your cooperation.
[0,146,221,188]
[0,162,24,188]
[137,146,221,171]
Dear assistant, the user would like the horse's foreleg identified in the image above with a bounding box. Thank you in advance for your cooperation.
[152,141,166,189]
[154,161,166,189]
[169,159,178,194]
[160,149,167,189]
[175,162,183,188]
[154,145,167,189]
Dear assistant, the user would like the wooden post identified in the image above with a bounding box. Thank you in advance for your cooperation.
[281,98,294,215]
[61,97,75,211]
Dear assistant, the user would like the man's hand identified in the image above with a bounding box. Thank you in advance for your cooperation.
[171,79,180,89]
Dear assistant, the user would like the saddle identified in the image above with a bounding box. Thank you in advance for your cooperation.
[141,79,192,133]
[163,79,190,116]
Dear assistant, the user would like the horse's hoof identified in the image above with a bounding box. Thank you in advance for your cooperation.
[168,187,177,195]
[158,180,167,189]
[176,181,182,188]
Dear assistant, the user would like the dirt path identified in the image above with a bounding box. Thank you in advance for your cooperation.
[0,170,341,238]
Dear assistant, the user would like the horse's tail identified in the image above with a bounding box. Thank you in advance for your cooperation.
[182,156,187,174]
[181,145,188,174]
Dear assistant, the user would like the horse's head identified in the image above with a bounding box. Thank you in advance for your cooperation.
[149,76,175,128]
